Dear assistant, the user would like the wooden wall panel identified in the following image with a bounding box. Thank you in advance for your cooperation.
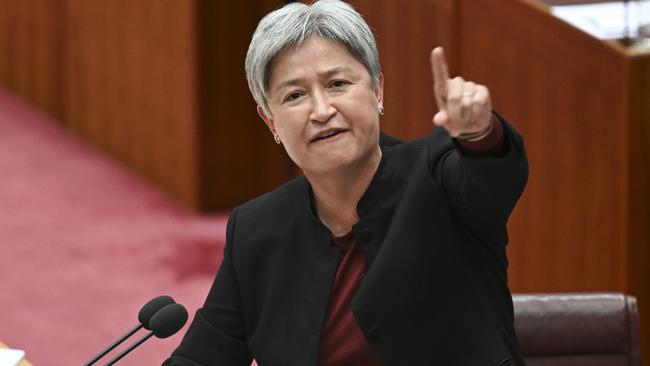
[460,0,628,292]
[196,0,287,210]
[0,0,291,211]
[62,0,200,207]
[628,51,650,365]
[351,0,458,140]
[0,0,64,119]
[458,0,650,361]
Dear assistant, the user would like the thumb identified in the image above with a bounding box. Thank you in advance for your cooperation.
[433,110,448,127]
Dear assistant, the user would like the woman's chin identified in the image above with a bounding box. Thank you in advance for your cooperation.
[308,154,377,178]
[302,144,379,177]
[303,156,353,176]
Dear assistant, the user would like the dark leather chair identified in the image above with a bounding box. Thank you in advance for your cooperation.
[513,293,641,366]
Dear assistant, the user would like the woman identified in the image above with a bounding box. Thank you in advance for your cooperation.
[165,0,527,365]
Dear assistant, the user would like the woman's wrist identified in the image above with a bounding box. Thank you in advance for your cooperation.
[456,117,495,142]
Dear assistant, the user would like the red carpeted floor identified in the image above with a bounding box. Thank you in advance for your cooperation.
[0,89,232,365]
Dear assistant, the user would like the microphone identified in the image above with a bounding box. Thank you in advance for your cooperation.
[83,295,175,366]
[104,303,188,365]
[138,295,176,329]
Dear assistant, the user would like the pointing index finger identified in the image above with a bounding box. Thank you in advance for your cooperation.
[431,47,450,109]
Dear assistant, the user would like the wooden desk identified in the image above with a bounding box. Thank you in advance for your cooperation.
[0,342,33,366]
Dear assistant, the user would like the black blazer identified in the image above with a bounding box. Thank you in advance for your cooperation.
[164,117,529,366]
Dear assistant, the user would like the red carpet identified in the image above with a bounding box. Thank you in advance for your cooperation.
[0,89,231,365]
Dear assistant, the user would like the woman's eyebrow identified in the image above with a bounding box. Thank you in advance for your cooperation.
[320,66,353,78]
[274,78,302,93]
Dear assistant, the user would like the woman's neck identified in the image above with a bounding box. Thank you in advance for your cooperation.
[305,147,382,237]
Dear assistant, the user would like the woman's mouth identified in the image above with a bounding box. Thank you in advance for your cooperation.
[311,129,347,143]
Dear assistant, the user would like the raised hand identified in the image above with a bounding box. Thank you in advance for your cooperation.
[431,47,493,140]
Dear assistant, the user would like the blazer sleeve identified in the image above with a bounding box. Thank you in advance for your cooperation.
[432,113,529,243]
[163,207,253,366]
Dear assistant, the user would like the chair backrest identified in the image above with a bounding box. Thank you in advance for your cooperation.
[513,293,641,366]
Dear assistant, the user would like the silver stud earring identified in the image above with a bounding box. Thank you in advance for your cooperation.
[274,134,281,144]
[378,107,385,116]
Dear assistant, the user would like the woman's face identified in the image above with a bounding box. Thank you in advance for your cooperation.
[258,37,384,177]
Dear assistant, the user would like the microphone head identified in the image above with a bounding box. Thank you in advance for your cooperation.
[138,295,175,330]
[149,303,188,339]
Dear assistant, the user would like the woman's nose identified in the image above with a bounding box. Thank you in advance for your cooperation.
[309,91,336,123]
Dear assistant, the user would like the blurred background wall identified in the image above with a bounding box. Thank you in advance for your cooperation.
[0,0,288,211]
[1,0,649,362]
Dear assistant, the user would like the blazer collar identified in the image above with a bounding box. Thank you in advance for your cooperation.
[303,142,396,236]
[356,144,395,218]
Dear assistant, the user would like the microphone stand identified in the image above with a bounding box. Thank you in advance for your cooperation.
[83,324,143,366]
[104,332,155,366]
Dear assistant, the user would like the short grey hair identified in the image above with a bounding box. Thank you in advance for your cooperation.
[245,0,381,116]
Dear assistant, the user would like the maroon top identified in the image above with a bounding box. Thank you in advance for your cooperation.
[318,117,505,365]
[319,232,380,366]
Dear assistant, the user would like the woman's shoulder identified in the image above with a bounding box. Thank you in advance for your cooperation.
[226,176,315,259]
[380,131,431,163]
[232,175,309,226]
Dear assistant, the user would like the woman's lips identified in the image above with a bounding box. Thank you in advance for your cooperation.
[311,130,347,143]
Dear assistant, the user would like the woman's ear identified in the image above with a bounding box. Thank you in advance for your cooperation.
[375,72,385,110]
[257,105,276,135]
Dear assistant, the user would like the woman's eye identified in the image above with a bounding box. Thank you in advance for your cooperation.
[285,92,302,102]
